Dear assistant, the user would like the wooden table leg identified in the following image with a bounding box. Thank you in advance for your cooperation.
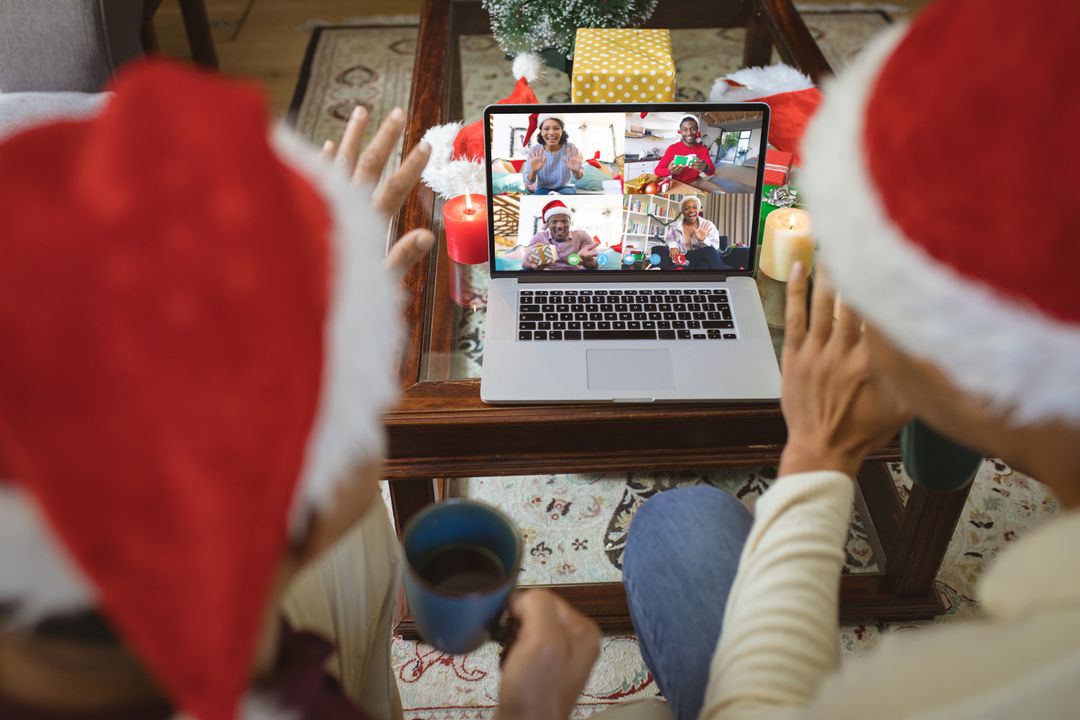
[178,0,218,69]
[388,477,437,539]
[744,5,775,68]
[887,480,973,596]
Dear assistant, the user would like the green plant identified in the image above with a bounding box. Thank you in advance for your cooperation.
[483,0,659,57]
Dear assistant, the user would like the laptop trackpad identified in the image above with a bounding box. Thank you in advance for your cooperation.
[586,349,675,392]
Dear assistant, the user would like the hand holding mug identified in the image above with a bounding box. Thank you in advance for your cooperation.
[496,590,601,720]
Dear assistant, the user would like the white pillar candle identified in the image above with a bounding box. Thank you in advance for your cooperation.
[760,207,813,281]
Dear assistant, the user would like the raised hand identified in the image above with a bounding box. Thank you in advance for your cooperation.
[564,148,583,173]
[578,241,599,261]
[496,590,600,720]
[779,265,912,478]
[694,220,710,241]
[529,150,547,174]
[319,105,434,279]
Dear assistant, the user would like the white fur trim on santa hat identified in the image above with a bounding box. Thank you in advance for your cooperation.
[709,63,814,102]
[803,24,1080,425]
[512,52,544,83]
[271,127,403,530]
[419,121,486,199]
[0,484,97,623]
[543,201,572,223]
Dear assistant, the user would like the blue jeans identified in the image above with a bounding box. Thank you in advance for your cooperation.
[533,186,577,194]
[623,486,753,720]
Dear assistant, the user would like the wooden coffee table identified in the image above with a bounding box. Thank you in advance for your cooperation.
[387,0,972,636]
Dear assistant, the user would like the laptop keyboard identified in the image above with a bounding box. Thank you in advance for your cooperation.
[517,289,737,341]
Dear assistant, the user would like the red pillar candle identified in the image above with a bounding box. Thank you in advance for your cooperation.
[443,193,489,265]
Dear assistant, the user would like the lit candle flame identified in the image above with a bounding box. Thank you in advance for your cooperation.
[788,213,796,230]
[464,192,474,214]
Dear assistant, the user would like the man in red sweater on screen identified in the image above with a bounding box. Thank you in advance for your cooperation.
[654,114,725,193]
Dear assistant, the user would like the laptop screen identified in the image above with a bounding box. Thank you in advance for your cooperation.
[484,103,769,277]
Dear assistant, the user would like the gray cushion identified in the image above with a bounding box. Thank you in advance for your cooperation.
[0,0,144,92]
[0,92,110,142]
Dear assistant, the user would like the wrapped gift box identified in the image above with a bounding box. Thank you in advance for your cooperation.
[572,29,675,104]
[762,149,794,186]
[528,243,560,267]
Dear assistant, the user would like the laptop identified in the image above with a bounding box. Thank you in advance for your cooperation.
[480,102,781,403]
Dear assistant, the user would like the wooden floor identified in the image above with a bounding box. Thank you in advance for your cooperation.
[151,0,928,118]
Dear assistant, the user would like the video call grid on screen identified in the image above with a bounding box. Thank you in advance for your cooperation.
[484,103,769,277]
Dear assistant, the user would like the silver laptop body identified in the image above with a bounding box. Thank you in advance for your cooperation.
[480,102,781,403]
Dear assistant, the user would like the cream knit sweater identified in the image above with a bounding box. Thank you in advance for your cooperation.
[700,471,1080,720]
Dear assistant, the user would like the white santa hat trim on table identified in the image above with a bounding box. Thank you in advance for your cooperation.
[0,60,402,719]
[802,0,1080,425]
[542,199,573,223]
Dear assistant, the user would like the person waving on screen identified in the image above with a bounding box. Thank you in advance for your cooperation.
[522,113,584,195]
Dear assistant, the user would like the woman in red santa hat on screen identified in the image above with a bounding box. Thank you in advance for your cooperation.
[622,0,1080,718]
[0,60,629,720]
[523,112,585,195]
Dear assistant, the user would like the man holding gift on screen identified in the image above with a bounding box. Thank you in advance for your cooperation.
[522,200,599,271]
[655,115,724,193]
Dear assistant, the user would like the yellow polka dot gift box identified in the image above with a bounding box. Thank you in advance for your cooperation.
[571,28,676,104]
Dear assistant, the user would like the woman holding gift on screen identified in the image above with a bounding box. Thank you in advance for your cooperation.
[655,115,725,193]
[523,113,584,194]
[665,196,726,270]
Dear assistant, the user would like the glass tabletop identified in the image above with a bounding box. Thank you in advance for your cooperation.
[417,13,893,380]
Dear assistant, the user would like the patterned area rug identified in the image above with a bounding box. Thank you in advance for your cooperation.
[290,9,1062,718]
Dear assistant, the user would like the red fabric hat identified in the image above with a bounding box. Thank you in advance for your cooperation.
[710,64,821,164]
[803,0,1080,424]
[421,53,542,199]
[542,199,572,223]
[0,60,402,719]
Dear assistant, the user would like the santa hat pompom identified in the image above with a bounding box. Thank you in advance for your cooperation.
[512,51,544,83]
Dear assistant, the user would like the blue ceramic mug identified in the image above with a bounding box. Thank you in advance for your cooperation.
[402,499,522,654]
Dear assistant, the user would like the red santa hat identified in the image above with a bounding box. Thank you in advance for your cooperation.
[802,0,1080,425]
[523,111,563,147]
[421,52,543,199]
[0,60,402,718]
[677,114,701,140]
[710,63,821,164]
[542,199,573,223]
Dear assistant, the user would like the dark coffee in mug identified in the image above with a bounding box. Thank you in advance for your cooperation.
[417,543,506,594]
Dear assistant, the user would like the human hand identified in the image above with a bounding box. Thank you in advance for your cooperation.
[529,150,547,174]
[671,164,687,176]
[779,265,912,478]
[564,149,583,173]
[495,589,600,720]
[668,246,680,262]
[691,159,707,172]
[694,220,710,241]
[579,241,599,261]
[319,105,435,278]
